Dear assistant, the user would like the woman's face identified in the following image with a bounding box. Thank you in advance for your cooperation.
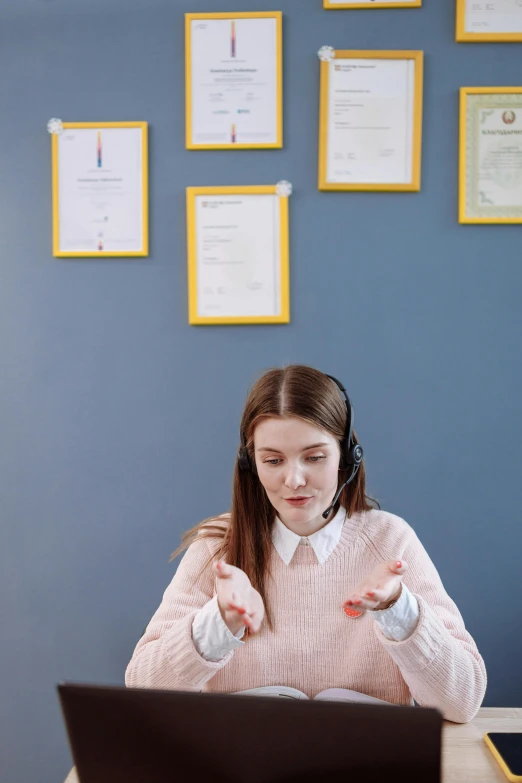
[253,416,341,534]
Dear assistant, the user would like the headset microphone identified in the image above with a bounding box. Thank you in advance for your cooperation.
[322,464,358,520]
[321,375,364,520]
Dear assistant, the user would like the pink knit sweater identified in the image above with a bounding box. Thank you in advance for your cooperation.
[125,510,486,723]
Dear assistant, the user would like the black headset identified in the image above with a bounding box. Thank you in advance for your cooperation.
[324,374,364,471]
[237,373,363,478]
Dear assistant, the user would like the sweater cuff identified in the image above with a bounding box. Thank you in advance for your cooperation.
[163,612,234,689]
[373,593,447,673]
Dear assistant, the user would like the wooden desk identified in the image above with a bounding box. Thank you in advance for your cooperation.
[442,708,521,782]
[63,707,521,783]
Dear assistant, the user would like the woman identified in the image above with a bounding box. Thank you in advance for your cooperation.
[126,365,486,722]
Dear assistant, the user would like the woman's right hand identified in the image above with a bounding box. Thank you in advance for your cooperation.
[213,561,265,636]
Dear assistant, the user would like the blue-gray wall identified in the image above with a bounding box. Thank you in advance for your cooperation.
[1,1,521,781]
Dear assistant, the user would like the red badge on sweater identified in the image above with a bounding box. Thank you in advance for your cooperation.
[343,606,363,618]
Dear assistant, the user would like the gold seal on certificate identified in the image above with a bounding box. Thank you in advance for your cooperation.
[459,88,522,224]
[318,50,424,192]
[185,12,283,150]
[186,185,290,325]
[325,0,421,8]
[456,0,522,42]
[51,122,148,257]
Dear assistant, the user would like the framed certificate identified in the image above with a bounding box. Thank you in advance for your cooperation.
[52,122,148,257]
[186,185,290,325]
[325,0,421,8]
[456,0,522,42]
[185,12,283,150]
[459,87,522,223]
[318,50,423,192]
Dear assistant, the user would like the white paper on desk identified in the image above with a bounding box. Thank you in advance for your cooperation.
[195,194,281,318]
[326,58,414,185]
[465,0,522,34]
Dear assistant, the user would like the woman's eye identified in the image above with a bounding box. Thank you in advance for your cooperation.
[263,456,326,466]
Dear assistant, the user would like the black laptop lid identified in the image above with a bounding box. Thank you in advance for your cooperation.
[58,683,442,783]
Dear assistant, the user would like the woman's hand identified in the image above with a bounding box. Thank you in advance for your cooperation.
[344,560,408,613]
[213,561,265,636]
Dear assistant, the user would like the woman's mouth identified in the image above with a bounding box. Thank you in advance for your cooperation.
[284,497,313,507]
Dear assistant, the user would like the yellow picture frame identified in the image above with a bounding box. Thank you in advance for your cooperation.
[52,121,149,258]
[324,0,421,8]
[456,0,522,42]
[186,185,290,325]
[318,50,424,192]
[185,11,283,150]
[459,87,522,224]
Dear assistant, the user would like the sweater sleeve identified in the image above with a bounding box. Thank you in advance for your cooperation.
[370,520,487,723]
[125,534,234,691]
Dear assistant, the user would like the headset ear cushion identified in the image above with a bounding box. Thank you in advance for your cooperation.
[352,445,363,464]
[345,444,363,466]
[238,447,251,472]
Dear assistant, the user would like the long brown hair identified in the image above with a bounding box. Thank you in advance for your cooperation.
[171,365,378,626]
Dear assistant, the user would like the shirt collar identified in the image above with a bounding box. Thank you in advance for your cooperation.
[271,506,346,566]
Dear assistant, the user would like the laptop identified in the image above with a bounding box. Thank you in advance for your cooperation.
[58,682,442,783]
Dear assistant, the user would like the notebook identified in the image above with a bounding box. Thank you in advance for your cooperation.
[236,685,393,704]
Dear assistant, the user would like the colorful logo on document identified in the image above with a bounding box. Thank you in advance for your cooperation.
[96,131,103,168]
[502,111,516,125]
[231,20,236,58]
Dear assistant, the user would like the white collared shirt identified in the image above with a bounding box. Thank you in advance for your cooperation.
[271,505,346,565]
[192,508,420,662]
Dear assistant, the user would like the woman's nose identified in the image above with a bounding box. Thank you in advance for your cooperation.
[284,464,306,489]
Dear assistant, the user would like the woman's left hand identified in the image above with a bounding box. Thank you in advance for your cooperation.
[344,560,408,612]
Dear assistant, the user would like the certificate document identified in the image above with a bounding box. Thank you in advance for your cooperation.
[320,53,423,190]
[325,0,420,7]
[186,12,282,149]
[53,123,147,256]
[461,90,522,222]
[464,0,522,34]
[187,187,290,324]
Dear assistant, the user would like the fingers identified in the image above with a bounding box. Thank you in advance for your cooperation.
[344,583,392,606]
[342,560,407,613]
[387,559,408,575]
[243,611,263,634]
[229,594,264,634]
[344,582,399,610]
[214,560,233,579]
[362,588,389,604]
[344,582,403,612]
[344,595,379,612]
[215,566,265,634]
[229,592,251,616]
[227,598,258,634]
